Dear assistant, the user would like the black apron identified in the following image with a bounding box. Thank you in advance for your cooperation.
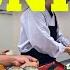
[48,11,57,41]
[21,11,57,65]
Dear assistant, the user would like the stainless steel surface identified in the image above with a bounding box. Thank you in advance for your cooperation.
[61,59,70,65]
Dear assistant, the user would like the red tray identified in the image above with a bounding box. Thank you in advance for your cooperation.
[39,61,65,70]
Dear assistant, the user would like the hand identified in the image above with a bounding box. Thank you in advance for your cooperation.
[12,55,39,67]
[0,55,39,67]
[64,47,70,55]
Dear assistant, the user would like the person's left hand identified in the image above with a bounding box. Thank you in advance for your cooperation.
[12,55,39,67]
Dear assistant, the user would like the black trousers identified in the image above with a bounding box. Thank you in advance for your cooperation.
[21,48,56,65]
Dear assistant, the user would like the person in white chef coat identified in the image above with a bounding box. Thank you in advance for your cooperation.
[18,0,70,65]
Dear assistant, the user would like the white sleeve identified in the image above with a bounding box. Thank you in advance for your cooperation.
[57,30,70,46]
[21,11,65,58]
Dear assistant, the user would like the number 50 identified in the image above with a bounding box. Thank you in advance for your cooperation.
[0,0,69,12]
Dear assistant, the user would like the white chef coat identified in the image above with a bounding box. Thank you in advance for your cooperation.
[18,8,70,58]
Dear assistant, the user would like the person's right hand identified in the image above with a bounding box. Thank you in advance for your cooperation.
[64,47,70,55]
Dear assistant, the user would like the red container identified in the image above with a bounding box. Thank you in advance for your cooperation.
[39,61,65,70]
